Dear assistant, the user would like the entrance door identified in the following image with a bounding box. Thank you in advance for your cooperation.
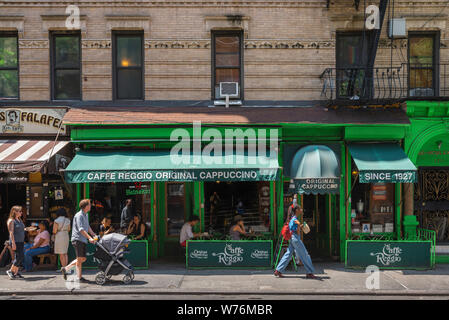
[414,167,449,242]
[301,194,330,259]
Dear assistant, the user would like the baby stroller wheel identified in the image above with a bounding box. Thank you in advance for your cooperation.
[106,274,113,280]
[95,272,107,286]
[123,272,133,285]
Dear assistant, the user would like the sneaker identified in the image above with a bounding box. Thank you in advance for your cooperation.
[78,277,89,283]
[15,273,24,279]
[6,270,15,280]
[61,267,68,280]
[274,270,284,278]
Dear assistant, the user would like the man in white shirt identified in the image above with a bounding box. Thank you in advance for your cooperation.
[180,216,200,248]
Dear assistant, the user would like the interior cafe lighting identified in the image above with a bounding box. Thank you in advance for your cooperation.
[121,59,129,67]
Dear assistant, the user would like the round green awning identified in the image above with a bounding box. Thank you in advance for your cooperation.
[290,145,340,194]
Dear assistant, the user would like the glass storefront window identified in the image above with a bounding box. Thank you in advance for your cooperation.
[89,182,151,237]
[204,181,270,235]
[166,183,185,236]
[351,169,395,234]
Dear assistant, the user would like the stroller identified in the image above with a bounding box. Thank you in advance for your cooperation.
[93,233,134,285]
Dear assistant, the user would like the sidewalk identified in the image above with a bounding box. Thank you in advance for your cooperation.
[1,262,449,296]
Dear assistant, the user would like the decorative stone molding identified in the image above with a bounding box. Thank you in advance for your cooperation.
[41,14,88,37]
[0,14,25,37]
[204,15,250,37]
[82,40,111,49]
[403,14,447,38]
[18,39,49,49]
[105,14,150,37]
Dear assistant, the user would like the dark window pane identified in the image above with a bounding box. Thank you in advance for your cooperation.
[337,34,371,68]
[215,36,239,53]
[216,53,239,67]
[54,70,80,100]
[117,69,142,99]
[55,36,80,68]
[215,68,240,85]
[410,37,433,65]
[0,37,17,68]
[0,70,18,98]
[117,36,142,67]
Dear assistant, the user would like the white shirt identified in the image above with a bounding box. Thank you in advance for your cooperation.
[180,223,194,244]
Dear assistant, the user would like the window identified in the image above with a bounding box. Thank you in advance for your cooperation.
[0,33,18,99]
[51,33,81,100]
[113,33,144,100]
[212,31,243,100]
[336,32,373,99]
[166,183,186,236]
[408,32,439,97]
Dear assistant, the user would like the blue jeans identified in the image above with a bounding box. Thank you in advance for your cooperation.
[24,243,50,271]
[276,233,315,274]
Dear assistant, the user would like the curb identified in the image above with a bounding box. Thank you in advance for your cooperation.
[2,289,449,296]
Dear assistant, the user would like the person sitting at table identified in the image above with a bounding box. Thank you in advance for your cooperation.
[126,214,146,240]
[23,221,51,272]
[99,216,115,237]
[179,216,201,248]
[229,215,247,240]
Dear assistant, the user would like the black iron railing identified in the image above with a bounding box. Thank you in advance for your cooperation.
[320,63,449,105]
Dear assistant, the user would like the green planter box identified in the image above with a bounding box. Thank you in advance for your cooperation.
[345,240,433,270]
[68,240,149,269]
[186,240,273,269]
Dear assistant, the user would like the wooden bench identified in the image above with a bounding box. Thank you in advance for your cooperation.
[35,253,57,269]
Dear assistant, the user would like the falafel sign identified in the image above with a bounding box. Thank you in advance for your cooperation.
[0,108,67,135]
[187,240,272,268]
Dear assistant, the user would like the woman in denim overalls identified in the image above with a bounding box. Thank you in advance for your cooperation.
[275,205,316,279]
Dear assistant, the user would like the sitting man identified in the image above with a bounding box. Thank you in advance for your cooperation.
[179,216,201,248]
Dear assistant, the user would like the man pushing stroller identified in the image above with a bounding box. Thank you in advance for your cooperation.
[60,199,98,283]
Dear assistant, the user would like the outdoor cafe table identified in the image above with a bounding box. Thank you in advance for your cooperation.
[186,235,273,269]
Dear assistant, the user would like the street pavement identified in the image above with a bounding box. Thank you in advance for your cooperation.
[1,262,449,297]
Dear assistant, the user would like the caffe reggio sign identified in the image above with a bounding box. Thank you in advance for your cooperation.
[66,168,279,183]
[0,108,67,135]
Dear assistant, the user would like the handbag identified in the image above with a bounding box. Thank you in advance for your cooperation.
[302,222,311,234]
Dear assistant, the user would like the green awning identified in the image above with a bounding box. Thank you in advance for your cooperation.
[290,145,340,194]
[348,143,417,183]
[64,149,279,183]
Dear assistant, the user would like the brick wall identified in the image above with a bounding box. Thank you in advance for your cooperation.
[0,0,447,101]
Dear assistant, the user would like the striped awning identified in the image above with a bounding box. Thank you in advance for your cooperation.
[0,140,70,173]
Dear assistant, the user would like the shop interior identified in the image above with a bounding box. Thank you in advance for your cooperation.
[89,182,151,236]
[204,181,271,236]
[350,165,395,235]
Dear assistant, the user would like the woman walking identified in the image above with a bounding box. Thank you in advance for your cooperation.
[53,208,71,269]
[6,206,25,279]
[274,204,316,279]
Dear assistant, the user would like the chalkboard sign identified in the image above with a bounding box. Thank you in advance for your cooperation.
[67,240,149,269]
[346,241,432,269]
[187,240,272,269]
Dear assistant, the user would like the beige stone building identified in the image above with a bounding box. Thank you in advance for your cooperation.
[0,0,446,103]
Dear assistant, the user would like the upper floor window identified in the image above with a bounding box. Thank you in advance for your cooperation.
[0,33,18,99]
[51,32,81,100]
[113,32,144,100]
[408,32,439,97]
[212,31,243,100]
[336,32,373,99]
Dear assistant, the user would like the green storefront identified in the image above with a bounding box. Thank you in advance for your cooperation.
[404,100,449,264]
[61,106,431,268]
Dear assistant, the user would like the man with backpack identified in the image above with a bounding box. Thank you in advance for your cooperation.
[275,204,316,279]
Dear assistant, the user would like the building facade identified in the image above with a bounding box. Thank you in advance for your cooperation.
[1,0,448,266]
